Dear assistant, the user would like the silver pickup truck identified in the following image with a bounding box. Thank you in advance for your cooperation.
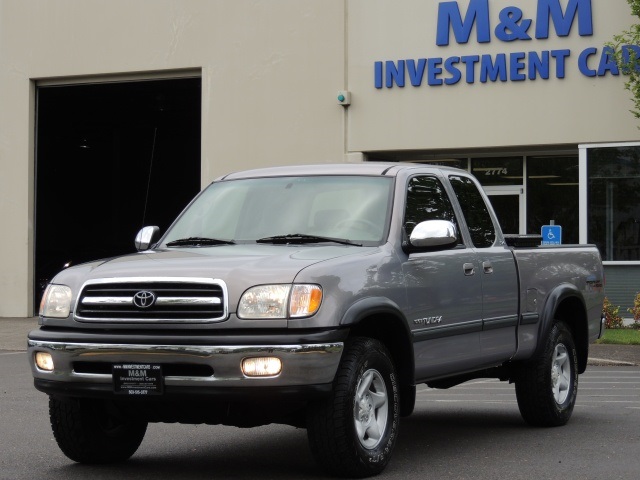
[29,163,604,477]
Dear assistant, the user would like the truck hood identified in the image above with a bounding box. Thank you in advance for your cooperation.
[85,244,370,280]
[53,244,376,308]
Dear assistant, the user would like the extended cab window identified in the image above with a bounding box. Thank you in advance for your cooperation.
[404,176,462,245]
[448,175,496,248]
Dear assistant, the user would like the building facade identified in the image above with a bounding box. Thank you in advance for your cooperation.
[1,0,638,316]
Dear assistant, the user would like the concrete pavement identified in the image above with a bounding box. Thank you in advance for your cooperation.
[1,317,37,351]
[3,317,639,366]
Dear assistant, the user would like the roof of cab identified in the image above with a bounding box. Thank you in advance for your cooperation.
[214,162,465,182]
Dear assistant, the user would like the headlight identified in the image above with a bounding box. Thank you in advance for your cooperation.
[39,284,73,318]
[237,284,322,319]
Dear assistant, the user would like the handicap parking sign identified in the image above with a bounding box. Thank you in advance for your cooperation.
[541,225,562,245]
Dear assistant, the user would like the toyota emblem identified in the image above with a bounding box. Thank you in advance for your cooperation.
[133,291,156,308]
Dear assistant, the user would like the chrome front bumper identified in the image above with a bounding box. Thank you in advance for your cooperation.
[28,339,344,391]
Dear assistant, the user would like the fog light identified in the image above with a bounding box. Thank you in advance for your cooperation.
[35,352,54,371]
[241,357,282,377]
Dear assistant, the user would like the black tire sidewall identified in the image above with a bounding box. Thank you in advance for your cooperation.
[547,324,578,415]
[343,339,400,471]
[515,321,579,427]
[49,397,147,463]
[307,337,401,477]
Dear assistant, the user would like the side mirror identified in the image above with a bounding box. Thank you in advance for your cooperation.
[408,220,458,249]
[135,226,160,251]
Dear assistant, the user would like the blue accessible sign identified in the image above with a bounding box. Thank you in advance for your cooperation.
[541,225,562,245]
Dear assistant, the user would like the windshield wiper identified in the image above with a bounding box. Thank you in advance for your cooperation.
[166,237,235,247]
[256,234,362,247]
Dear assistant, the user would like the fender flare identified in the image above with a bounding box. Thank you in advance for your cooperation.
[534,283,587,360]
[340,296,415,393]
[340,296,408,328]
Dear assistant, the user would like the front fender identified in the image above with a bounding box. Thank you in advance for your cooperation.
[340,296,408,327]
[340,297,416,413]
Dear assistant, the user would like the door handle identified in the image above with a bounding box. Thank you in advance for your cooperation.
[483,261,493,274]
[463,263,475,276]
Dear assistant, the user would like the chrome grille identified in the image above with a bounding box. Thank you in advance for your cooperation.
[74,277,228,323]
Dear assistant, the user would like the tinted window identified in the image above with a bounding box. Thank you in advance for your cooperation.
[404,176,461,243]
[527,156,578,244]
[471,157,523,186]
[449,175,496,248]
[588,146,640,261]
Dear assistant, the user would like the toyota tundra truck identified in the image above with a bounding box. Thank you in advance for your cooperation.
[29,163,605,477]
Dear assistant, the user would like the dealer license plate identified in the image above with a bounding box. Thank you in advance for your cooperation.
[113,363,163,396]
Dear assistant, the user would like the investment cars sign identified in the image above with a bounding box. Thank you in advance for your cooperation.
[374,0,638,88]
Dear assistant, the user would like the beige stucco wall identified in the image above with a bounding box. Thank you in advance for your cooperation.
[0,0,346,316]
[347,0,640,152]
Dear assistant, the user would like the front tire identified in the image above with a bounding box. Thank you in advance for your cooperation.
[49,397,148,463]
[307,337,399,478]
[515,321,578,427]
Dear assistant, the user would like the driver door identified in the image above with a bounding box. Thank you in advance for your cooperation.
[401,175,484,381]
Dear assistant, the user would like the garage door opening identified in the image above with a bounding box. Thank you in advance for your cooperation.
[35,77,202,310]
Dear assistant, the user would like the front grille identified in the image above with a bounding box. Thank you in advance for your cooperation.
[75,277,228,323]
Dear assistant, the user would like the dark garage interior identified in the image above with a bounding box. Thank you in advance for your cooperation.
[35,78,202,309]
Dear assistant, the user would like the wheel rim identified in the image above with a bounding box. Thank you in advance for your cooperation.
[353,368,388,450]
[551,343,572,405]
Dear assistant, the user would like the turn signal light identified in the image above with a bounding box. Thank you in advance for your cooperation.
[241,357,282,377]
[35,352,54,371]
[289,285,322,318]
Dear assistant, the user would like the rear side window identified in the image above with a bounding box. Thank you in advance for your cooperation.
[448,175,496,248]
[404,176,461,244]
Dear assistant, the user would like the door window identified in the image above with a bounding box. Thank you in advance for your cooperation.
[448,175,497,248]
[403,176,461,244]
[483,187,525,235]
[489,195,520,235]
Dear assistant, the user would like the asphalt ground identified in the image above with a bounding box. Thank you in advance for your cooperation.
[2,350,639,479]
[3,317,639,366]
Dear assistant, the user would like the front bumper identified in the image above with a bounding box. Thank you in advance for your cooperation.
[28,329,345,400]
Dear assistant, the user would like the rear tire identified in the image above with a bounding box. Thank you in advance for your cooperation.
[515,321,578,427]
[49,396,147,463]
[307,337,399,478]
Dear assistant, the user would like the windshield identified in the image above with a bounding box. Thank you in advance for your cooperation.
[162,175,394,246]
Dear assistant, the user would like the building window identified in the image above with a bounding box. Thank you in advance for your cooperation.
[587,145,640,261]
[527,156,579,244]
[471,157,523,186]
